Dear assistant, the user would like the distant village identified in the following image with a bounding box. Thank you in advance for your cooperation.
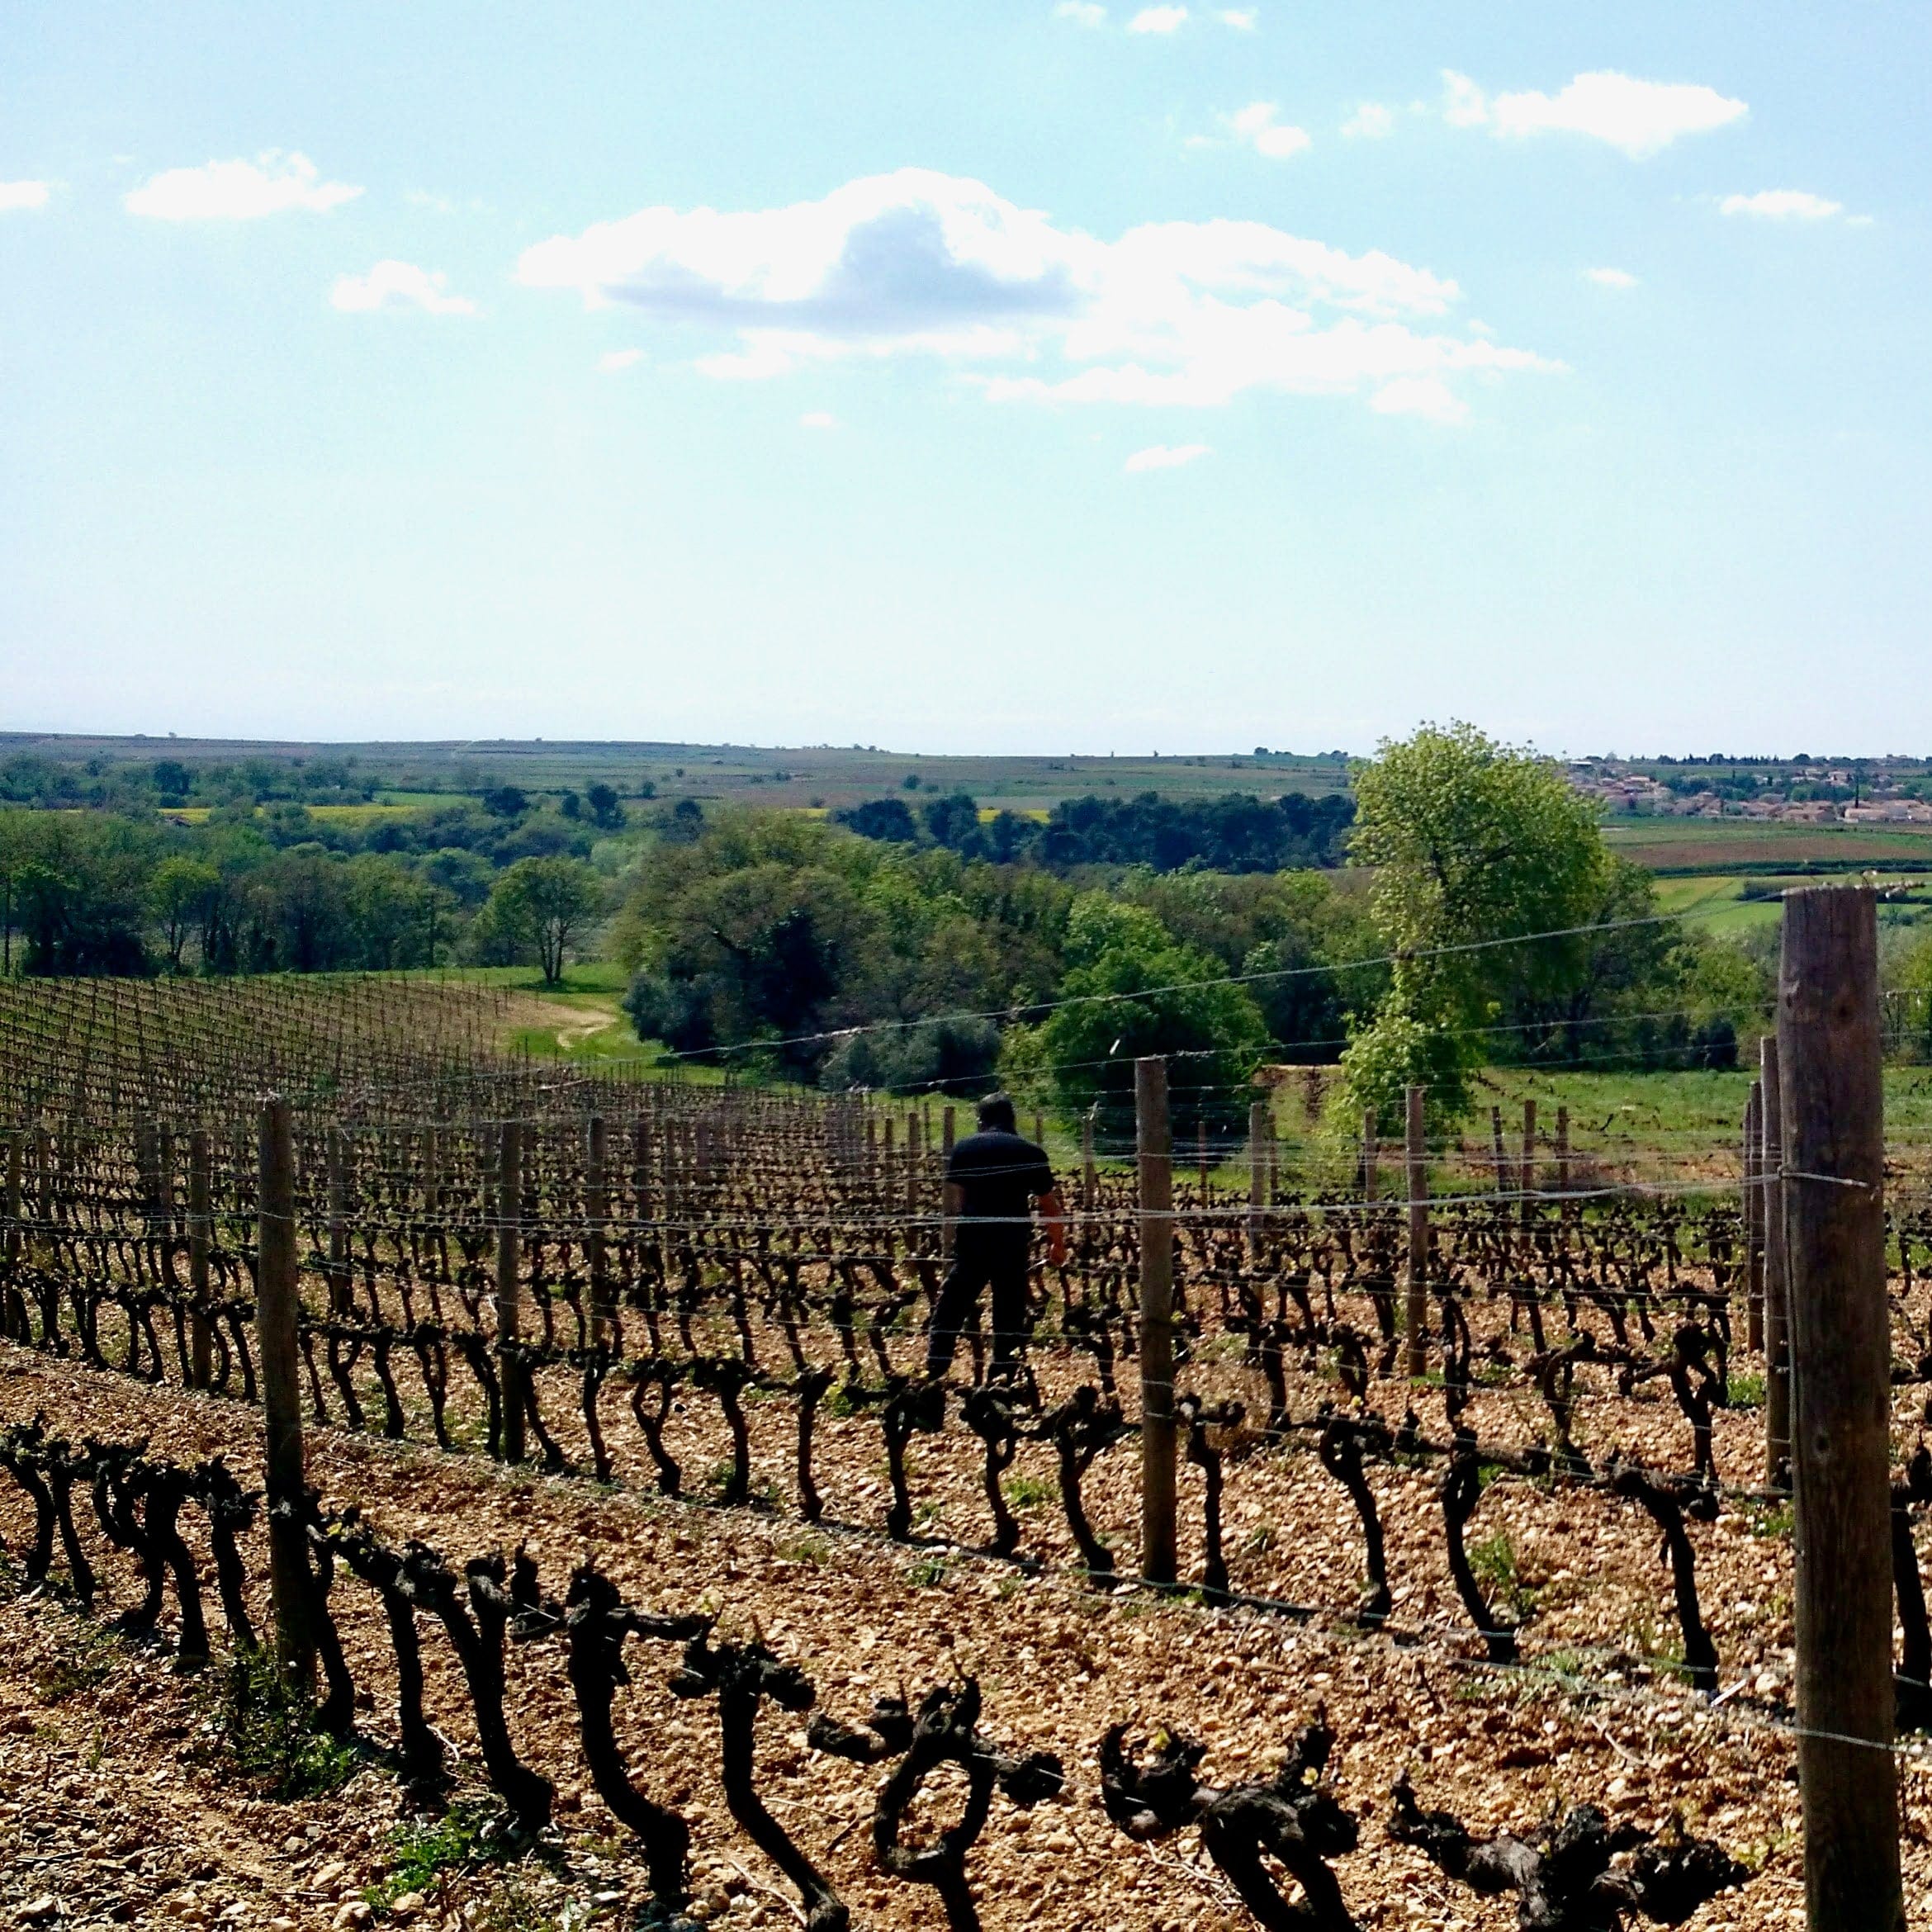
[1567,759,1932,825]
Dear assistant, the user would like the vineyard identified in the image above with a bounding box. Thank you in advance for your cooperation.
[0,951,1924,1930]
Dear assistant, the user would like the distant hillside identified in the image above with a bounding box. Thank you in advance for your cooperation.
[0,732,1356,812]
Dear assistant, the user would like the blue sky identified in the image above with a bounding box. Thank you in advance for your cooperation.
[3,2,1927,756]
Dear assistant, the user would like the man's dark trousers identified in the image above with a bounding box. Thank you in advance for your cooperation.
[925,1224,1030,1377]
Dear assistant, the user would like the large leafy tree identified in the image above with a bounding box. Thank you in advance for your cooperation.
[1001,893,1271,1139]
[1339,723,1631,1128]
[485,855,604,984]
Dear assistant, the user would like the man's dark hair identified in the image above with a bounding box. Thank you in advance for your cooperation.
[977,1093,1018,1134]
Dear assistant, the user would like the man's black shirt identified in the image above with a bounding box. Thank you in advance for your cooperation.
[945,1129,1054,1226]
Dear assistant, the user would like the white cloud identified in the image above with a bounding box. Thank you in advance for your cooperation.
[519,167,1556,419]
[1370,375,1468,424]
[1583,266,1638,289]
[1441,71,1490,130]
[330,261,476,315]
[599,348,646,372]
[125,150,362,219]
[1128,5,1188,31]
[1442,69,1746,159]
[1125,442,1210,471]
[800,410,841,429]
[0,180,50,212]
[1342,103,1395,140]
[1720,189,1844,221]
[1226,103,1311,159]
[1218,9,1257,27]
[1054,0,1107,21]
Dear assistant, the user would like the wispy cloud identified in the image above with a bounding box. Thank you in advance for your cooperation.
[1441,69,1746,159]
[1342,103,1395,140]
[1720,189,1844,221]
[1218,9,1257,27]
[1128,5,1188,32]
[1125,442,1210,471]
[330,261,476,315]
[1224,102,1311,159]
[599,348,646,372]
[1369,375,1467,424]
[125,150,362,219]
[800,410,841,429]
[0,179,50,212]
[1054,1,1106,23]
[520,167,1556,420]
[1582,266,1638,289]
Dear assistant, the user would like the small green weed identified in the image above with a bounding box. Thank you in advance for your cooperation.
[772,1529,831,1565]
[478,1876,561,1932]
[1748,1499,1793,1541]
[206,1646,363,1798]
[905,1555,950,1588]
[1003,1474,1055,1512]
[1728,1372,1765,1409]
[34,1627,117,1705]
[366,1801,513,1913]
[1469,1531,1541,1619]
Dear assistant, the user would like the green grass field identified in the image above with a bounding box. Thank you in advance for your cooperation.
[1603,817,1932,874]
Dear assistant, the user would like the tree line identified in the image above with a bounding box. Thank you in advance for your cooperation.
[834,787,1355,873]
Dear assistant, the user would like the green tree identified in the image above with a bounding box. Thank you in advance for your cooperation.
[1001,893,1270,1139]
[486,856,603,984]
[1339,723,1625,1128]
[149,855,221,973]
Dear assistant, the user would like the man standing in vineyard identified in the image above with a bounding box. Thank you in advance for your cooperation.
[924,1094,1067,1380]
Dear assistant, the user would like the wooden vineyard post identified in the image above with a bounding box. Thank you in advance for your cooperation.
[1743,1081,1765,1352]
[586,1115,611,1342]
[1248,1098,1267,1265]
[941,1106,956,1262]
[1361,1110,1378,1203]
[632,1116,655,1296]
[1518,1097,1537,1248]
[1777,884,1903,1932]
[1081,1110,1096,1210]
[188,1127,212,1388]
[1762,1035,1791,1488]
[257,1096,314,1680]
[1403,1086,1429,1379]
[1196,1119,1210,1200]
[1136,1056,1177,1587]
[324,1128,350,1319]
[497,1120,525,1463]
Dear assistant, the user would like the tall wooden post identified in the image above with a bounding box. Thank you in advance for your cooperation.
[586,1115,611,1342]
[1518,1097,1537,1234]
[1778,884,1902,1932]
[1361,1109,1378,1203]
[1743,1081,1765,1352]
[324,1128,351,1319]
[1136,1057,1177,1587]
[941,1106,957,1261]
[257,1096,314,1679]
[188,1127,212,1388]
[496,1120,525,1462]
[1762,1035,1791,1487]
[1403,1086,1429,1378]
[1247,1098,1267,1264]
[2,1135,21,1341]
[1081,1110,1096,1211]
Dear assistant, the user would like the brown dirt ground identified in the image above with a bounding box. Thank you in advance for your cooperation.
[2,1328,1930,1931]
